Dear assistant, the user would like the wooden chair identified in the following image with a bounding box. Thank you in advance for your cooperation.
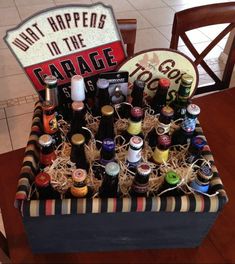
[117,19,137,57]
[170,2,235,95]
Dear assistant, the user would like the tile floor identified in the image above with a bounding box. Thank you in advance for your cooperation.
[0,0,235,235]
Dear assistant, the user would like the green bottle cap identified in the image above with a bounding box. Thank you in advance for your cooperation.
[165,171,180,185]
[105,162,120,177]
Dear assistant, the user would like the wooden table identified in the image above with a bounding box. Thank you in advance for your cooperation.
[0,88,235,263]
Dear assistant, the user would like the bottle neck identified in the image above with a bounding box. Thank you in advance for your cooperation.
[127,119,142,135]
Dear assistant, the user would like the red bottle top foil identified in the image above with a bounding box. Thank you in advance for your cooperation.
[131,107,143,118]
[35,172,50,187]
[159,78,171,88]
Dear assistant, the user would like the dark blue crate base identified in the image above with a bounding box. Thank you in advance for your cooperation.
[23,211,219,253]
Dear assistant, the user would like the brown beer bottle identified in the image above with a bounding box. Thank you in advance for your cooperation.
[70,134,89,172]
[147,105,174,148]
[150,78,170,114]
[131,80,145,108]
[96,105,115,146]
[39,134,57,169]
[152,135,171,165]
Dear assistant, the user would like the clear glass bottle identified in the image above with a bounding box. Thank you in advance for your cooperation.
[42,100,62,147]
[39,134,57,169]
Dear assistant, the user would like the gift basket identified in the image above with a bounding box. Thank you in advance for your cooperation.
[4,3,227,253]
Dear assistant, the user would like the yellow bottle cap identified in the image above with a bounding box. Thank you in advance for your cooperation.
[101,105,114,116]
[72,169,87,182]
[181,74,193,85]
[71,134,85,145]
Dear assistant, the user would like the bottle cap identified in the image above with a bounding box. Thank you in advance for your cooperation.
[159,78,171,88]
[35,172,50,187]
[131,107,143,118]
[39,134,53,147]
[198,164,213,180]
[181,74,193,86]
[102,138,115,152]
[191,136,206,149]
[72,101,84,111]
[187,104,200,116]
[130,136,143,149]
[137,162,151,176]
[44,75,57,85]
[71,134,85,145]
[101,105,114,116]
[97,78,109,89]
[134,80,145,89]
[105,162,120,176]
[161,106,174,117]
[165,171,180,185]
[71,75,86,101]
[42,100,54,110]
[158,135,171,147]
[72,169,87,182]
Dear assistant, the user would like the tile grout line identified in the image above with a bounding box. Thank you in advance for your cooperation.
[13,0,23,21]
[3,108,14,151]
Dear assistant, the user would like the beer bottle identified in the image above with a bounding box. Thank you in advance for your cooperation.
[126,136,143,171]
[71,75,86,102]
[122,106,144,143]
[147,105,174,148]
[190,164,213,193]
[186,136,206,164]
[93,138,116,180]
[97,78,110,111]
[42,100,62,147]
[150,78,170,114]
[35,172,60,199]
[67,101,90,143]
[152,135,171,165]
[130,162,151,197]
[70,169,93,198]
[171,104,200,146]
[157,171,181,196]
[96,105,115,145]
[39,134,57,169]
[99,162,120,198]
[70,134,89,172]
[131,80,145,108]
[44,75,59,109]
[171,74,193,120]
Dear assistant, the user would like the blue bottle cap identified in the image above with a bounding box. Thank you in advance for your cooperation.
[102,138,115,152]
[198,164,213,180]
[190,180,209,193]
[191,136,207,149]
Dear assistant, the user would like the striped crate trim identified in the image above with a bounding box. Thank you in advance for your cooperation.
[19,194,227,217]
[15,102,228,216]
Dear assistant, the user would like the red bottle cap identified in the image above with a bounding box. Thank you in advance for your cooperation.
[158,135,171,147]
[35,172,50,187]
[159,78,171,88]
[131,107,143,118]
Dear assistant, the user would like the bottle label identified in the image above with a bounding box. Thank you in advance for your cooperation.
[152,148,169,164]
[43,114,58,134]
[156,120,170,135]
[40,152,56,166]
[132,181,149,194]
[127,147,142,163]
[127,120,142,135]
[71,186,88,197]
